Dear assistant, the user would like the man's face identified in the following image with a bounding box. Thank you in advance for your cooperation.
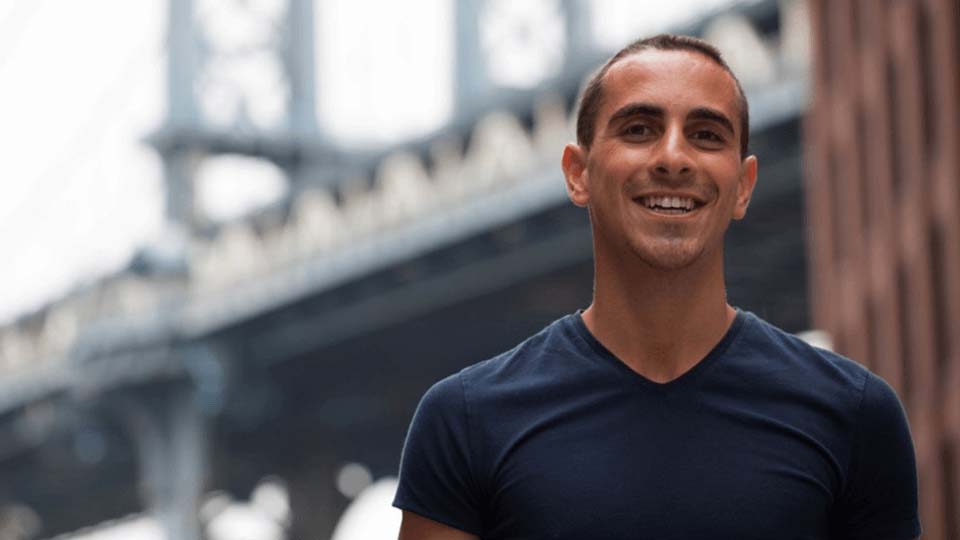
[563,49,757,271]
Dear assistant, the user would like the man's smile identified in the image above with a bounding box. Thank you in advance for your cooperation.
[632,194,707,217]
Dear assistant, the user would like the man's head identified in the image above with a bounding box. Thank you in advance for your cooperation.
[576,34,750,159]
[560,34,758,272]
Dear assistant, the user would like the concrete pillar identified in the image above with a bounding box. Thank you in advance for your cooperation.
[166,0,198,127]
[283,451,349,540]
[453,0,492,126]
[286,0,319,139]
[114,382,208,540]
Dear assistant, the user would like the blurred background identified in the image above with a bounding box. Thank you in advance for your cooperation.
[0,0,955,538]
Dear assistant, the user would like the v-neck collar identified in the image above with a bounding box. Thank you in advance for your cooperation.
[564,308,749,392]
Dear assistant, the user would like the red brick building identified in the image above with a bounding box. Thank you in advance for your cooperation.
[806,1,960,537]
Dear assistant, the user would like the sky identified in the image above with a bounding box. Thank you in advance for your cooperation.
[0,1,165,323]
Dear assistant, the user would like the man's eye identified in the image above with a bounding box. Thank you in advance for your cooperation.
[623,124,652,136]
[692,130,723,143]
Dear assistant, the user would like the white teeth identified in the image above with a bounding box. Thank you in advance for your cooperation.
[642,196,695,210]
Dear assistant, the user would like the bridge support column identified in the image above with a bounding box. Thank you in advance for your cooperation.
[114,382,208,540]
[284,451,349,540]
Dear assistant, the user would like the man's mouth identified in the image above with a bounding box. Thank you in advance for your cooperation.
[635,195,702,215]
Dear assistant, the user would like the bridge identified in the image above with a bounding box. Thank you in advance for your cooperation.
[0,1,812,539]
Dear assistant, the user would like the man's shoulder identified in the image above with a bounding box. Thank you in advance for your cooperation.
[457,312,580,387]
[411,312,583,422]
[737,311,872,394]
[740,312,909,427]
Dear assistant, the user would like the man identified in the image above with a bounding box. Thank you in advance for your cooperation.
[393,34,920,539]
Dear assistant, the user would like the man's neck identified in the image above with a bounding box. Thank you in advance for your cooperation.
[581,249,736,384]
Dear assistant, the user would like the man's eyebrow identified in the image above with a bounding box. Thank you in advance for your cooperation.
[688,107,736,135]
[607,103,664,126]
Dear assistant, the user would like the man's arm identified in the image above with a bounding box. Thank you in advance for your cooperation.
[830,372,921,539]
[393,374,485,537]
[398,511,480,540]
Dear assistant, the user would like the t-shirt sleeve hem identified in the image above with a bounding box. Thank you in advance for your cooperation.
[392,499,483,537]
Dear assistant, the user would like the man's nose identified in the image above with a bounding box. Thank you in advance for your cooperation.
[650,126,693,178]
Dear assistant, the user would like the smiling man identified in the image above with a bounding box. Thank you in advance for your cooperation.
[393,34,920,540]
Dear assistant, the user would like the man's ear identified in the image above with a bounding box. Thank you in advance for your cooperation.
[732,154,758,220]
[562,143,589,208]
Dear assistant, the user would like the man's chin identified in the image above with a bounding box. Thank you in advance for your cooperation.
[629,241,704,271]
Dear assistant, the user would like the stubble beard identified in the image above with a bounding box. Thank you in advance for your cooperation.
[591,210,704,272]
[626,226,705,271]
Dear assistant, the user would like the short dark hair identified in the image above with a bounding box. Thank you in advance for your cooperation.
[575,34,750,158]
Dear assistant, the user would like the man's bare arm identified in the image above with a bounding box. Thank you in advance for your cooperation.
[398,511,480,540]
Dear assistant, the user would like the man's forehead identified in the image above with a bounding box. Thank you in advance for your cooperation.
[600,49,740,117]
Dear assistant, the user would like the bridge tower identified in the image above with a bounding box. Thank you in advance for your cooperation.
[138,2,595,539]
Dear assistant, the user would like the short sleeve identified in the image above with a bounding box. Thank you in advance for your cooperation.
[393,373,483,536]
[831,372,921,539]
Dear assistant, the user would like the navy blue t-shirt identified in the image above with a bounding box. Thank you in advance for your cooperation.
[394,310,920,539]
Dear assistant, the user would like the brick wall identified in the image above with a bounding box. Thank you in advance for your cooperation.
[805,0,960,537]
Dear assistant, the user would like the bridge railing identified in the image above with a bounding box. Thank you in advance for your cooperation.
[0,0,811,408]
